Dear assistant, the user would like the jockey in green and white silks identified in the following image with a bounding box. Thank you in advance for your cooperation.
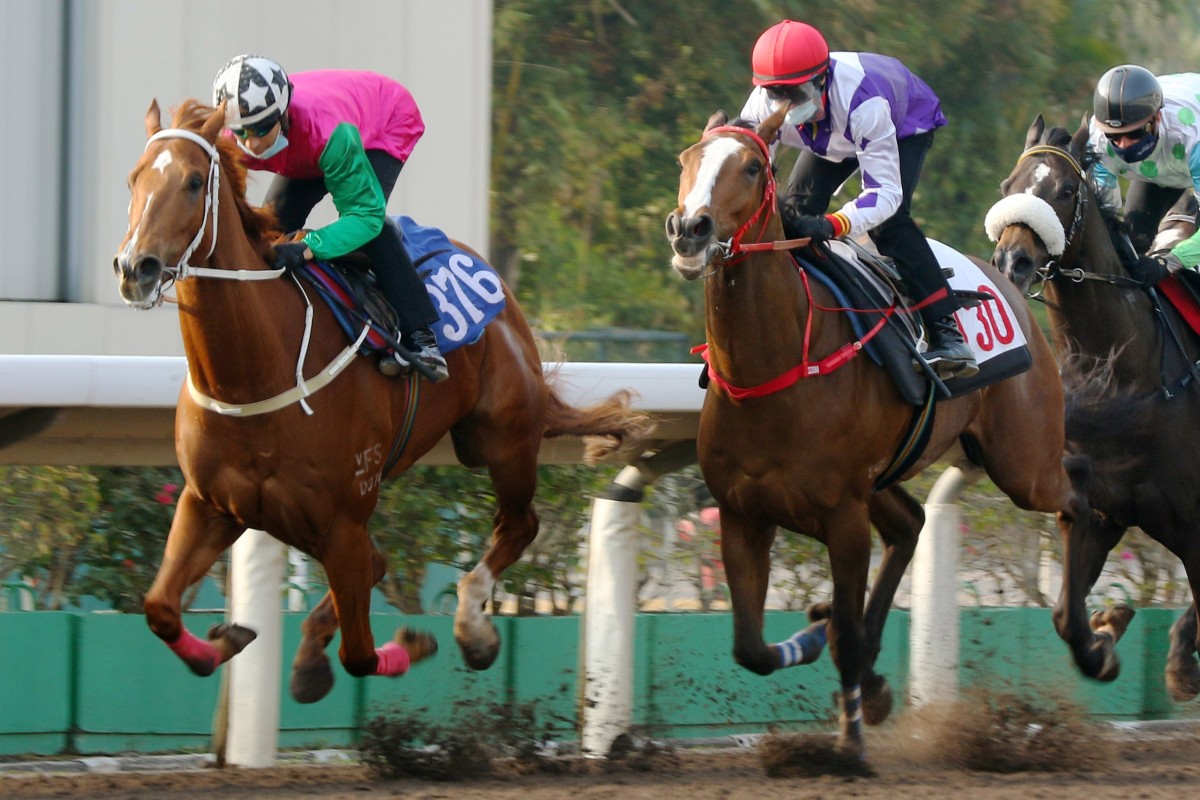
[1089,68,1200,270]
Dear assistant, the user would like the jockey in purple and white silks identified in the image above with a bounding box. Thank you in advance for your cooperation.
[739,20,975,379]
[212,56,447,381]
[1087,65,1200,285]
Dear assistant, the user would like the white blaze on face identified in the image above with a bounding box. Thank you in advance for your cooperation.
[152,149,173,174]
[1024,163,1053,194]
[683,137,743,220]
[123,192,153,245]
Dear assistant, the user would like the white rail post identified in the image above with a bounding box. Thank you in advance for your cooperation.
[909,466,964,709]
[580,442,697,757]
[581,467,643,758]
[225,529,286,767]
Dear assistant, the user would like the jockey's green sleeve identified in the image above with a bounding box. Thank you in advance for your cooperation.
[1176,232,1200,269]
[301,122,386,260]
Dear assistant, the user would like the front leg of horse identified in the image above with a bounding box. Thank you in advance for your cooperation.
[1053,511,1130,681]
[858,486,923,725]
[720,515,783,675]
[1166,602,1200,702]
[290,591,338,703]
[143,494,252,676]
[325,526,439,682]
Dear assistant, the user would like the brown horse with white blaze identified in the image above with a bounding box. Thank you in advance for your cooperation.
[665,109,1087,761]
[113,99,651,702]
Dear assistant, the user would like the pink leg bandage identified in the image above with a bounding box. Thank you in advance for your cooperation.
[167,628,221,675]
[374,641,411,676]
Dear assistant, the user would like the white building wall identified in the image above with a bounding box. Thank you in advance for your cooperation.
[0,1,64,301]
[0,0,492,356]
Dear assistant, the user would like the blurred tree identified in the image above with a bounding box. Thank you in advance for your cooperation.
[369,463,616,614]
[0,466,181,611]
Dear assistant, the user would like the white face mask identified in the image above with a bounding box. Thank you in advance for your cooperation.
[767,80,822,127]
[237,131,289,160]
[784,101,819,126]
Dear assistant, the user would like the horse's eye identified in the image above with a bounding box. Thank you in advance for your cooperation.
[188,174,204,192]
[747,161,762,177]
[1061,183,1076,199]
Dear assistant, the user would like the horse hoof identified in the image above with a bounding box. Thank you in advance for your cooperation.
[454,618,500,670]
[290,655,335,704]
[808,601,832,622]
[396,627,438,665]
[208,623,257,657]
[459,641,499,671]
[1090,605,1135,637]
[1166,657,1200,703]
[861,673,893,726]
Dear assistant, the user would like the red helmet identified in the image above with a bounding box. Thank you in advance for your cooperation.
[751,21,829,86]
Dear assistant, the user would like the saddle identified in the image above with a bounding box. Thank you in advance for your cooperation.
[1158,268,1200,338]
[800,238,1033,406]
[296,216,507,361]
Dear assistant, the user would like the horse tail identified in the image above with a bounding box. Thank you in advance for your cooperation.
[541,376,655,463]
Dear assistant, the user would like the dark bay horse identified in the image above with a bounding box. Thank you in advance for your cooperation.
[113,100,651,702]
[665,110,1086,759]
[989,116,1200,701]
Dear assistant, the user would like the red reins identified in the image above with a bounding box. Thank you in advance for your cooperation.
[696,125,895,398]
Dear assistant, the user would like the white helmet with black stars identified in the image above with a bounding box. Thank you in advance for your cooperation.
[212,54,291,130]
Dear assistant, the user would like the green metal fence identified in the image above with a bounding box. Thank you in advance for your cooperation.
[1,607,1196,757]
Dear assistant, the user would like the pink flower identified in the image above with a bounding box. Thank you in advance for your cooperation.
[1121,550,1134,561]
[155,483,178,505]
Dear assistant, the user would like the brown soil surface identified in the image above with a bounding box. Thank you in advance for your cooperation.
[3,718,1199,800]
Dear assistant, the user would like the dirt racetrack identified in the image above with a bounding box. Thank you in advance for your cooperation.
[4,713,1199,800]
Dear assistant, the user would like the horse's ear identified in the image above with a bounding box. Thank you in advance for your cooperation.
[145,100,163,138]
[1070,113,1090,154]
[755,103,786,146]
[201,100,227,144]
[1024,114,1045,150]
[704,110,729,134]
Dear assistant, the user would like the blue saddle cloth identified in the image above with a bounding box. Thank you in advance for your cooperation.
[299,216,506,357]
[398,216,507,352]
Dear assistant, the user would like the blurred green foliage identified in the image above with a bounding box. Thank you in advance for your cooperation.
[493,0,1193,351]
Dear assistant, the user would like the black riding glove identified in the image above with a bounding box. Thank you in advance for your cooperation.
[271,242,310,272]
[790,214,836,244]
[1128,252,1181,286]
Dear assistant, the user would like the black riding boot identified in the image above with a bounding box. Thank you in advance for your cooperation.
[363,218,448,382]
[923,316,978,379]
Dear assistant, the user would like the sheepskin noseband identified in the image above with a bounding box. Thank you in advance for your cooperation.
[984,193,1067,256]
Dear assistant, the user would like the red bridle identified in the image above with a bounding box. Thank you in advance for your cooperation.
[693,125,894,399]
[701,125,811,258]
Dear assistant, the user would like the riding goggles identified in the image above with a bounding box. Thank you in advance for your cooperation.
[231,119,279,140]
[1103,118,1155,144]
[764,74,825,106]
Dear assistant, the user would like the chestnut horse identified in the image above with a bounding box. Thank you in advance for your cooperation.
[113,100,650,702]
[988,116,1200,701]
[665,110,1088,760]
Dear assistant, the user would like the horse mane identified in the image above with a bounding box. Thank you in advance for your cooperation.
[168,100,282,249]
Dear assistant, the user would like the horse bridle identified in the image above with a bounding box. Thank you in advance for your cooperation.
[1014,145,1090,290]
[141,128,367,418]
[702,125,811,264]
[1009,145,1144,295]
[139,128,285,303]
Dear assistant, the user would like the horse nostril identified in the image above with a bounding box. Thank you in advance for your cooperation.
[133,254,163,282]
[665,211,682,239]
[689,214,714,240]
